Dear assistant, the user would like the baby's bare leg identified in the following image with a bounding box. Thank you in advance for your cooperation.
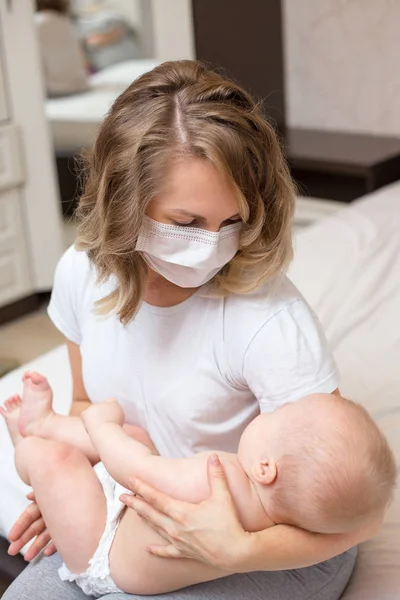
[19,372,99,463]
[15,436,106,575]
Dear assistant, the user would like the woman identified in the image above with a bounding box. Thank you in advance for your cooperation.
[4,60,380,600]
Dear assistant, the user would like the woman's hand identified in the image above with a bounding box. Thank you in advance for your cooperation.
[121,453,382,573]
[8,492,56,561]
[120,454,252,571]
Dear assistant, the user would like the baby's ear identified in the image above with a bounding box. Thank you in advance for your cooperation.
[251,459,277,485]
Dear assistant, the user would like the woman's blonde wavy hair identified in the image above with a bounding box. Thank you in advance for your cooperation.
[76,60,296,324]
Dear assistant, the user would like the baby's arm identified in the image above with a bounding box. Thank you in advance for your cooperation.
[82,400,216,501]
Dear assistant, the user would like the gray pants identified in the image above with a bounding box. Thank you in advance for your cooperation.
[4,548,357,599]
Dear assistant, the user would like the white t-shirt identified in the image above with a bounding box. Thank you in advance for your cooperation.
[48,246,339,458]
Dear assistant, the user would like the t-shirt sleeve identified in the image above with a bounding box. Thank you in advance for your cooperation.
[242,299,339,411]
[47,246,85,345]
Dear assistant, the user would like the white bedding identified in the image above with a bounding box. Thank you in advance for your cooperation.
[0,182,399,597]
[45,59,159,151]
[288,184,400,599]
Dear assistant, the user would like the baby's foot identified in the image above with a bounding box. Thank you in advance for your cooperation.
[19,371,54,437]
[0,395,23,446]
[82,399,125,433]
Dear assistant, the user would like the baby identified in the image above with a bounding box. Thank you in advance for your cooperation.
[1,372,396,597]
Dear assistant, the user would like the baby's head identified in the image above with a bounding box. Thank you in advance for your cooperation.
[238,394,397,534]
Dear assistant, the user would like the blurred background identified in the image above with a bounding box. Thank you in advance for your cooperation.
[1,2,400,596]
[1,0,400,365]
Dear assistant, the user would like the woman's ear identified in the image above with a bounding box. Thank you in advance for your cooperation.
[251,458,277,485]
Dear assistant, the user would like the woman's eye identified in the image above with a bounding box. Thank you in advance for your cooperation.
[172,221,195,227]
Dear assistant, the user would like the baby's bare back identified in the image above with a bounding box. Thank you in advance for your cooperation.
[109,451,271,595]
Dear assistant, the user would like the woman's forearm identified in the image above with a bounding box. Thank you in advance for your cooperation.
[236,526,351,572]
[69,398,92,416]
[233,516,382,573]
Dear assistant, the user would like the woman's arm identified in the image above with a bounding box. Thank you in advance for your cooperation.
[233,515,381,573]
[67,340,92,416]
[121,455,383,571]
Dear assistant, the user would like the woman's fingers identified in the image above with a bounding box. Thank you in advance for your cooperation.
[121,494,175,533]
[43,541,57,556]
[23,530,52,562]
[26,491,36,502]
[8,504,42,542]
[123,479,187,521]
[7,517,46,554]
[207,454,231,499]
[7,541,23,556]
[146,544,184,558]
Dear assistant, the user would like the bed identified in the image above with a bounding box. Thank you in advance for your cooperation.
[0,182,399,597]
[45,58,159,152]
[46,58,160,215]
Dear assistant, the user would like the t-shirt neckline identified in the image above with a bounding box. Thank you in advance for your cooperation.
[140,287,206,315]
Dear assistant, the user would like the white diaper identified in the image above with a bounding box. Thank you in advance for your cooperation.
[58,462,128,598]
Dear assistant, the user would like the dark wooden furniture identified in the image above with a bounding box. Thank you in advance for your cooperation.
[56,150,83,217]
[190,0,400,202]
[192,0,285,132]
[287,128,400,201]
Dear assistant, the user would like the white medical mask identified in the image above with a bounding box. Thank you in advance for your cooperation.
[136,216,242,288]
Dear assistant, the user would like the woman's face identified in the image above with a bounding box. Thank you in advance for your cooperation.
[146,159,241,232]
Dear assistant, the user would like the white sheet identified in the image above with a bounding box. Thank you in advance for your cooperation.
[289,183,400,599]
[0,182,399,597]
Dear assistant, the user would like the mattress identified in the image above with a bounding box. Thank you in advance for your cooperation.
[45,59,159,151]
[0,182,399,597]
[289,183,400,599]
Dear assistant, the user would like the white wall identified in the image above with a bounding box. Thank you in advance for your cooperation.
[150,0,195,62]
[283,0,400,136]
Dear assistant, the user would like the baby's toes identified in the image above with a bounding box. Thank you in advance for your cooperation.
[29,372,49,390]
[3,395,21,414]
[10,395,22,409]
[5,397,16,411]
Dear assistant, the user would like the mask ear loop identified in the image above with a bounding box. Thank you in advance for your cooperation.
[135,221,151,252]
